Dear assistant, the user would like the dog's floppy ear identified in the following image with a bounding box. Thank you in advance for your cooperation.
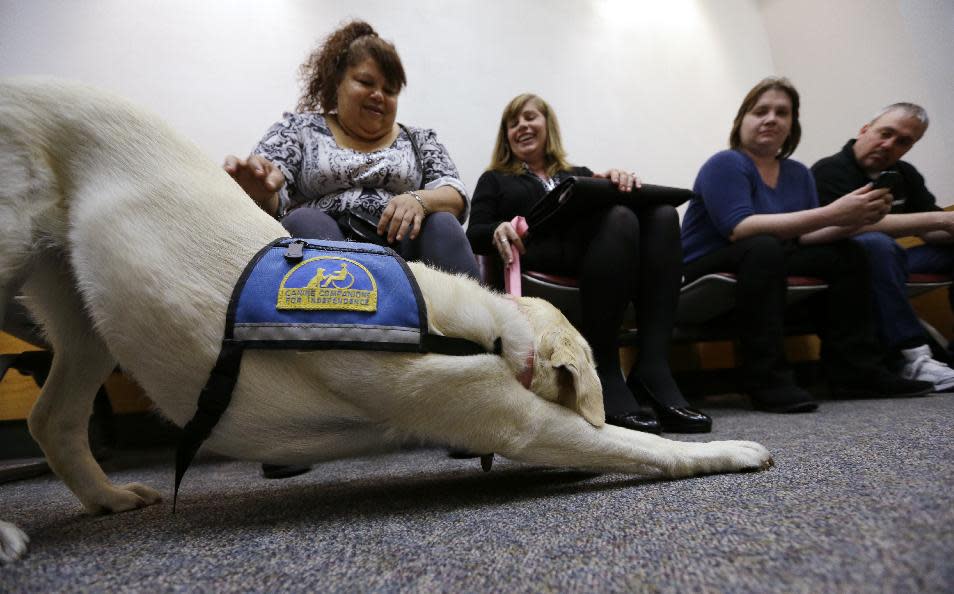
[552,348,604,428]
[516,296,604,426]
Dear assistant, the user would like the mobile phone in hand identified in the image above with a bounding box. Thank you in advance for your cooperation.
[872,171,904,205]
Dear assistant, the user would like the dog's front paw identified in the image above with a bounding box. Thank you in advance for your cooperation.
[720,440,774,472]
[0,521,29,563]
[84,482,163,515]
[668,440,773,478]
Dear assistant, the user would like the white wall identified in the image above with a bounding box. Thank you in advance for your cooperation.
[0,0,773,198]
[1,0,948,206]
[760,0,954,204]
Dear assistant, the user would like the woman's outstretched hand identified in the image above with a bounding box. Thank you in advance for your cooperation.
[223,154,285,215]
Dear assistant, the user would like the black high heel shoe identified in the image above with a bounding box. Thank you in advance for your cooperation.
[604,407,661,434]
[628,376,712,433]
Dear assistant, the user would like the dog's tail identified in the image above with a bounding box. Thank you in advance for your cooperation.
[407,262,533,374]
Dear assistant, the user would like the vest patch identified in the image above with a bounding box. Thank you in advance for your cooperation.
[230,239,424,349]
[277,256,378,312]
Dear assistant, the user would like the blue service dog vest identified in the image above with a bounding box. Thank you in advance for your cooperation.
[174,238,496,507]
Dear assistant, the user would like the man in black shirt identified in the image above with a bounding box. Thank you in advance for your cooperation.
[812,103,954,392]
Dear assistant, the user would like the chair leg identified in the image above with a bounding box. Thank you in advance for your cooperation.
[89,387,117,459]
[0,350,52,387]
[0,353,16,383]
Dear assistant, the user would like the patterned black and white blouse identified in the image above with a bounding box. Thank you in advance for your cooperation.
[252,112,468,221]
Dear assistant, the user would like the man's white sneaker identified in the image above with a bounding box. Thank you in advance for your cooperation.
[900,345,954,392]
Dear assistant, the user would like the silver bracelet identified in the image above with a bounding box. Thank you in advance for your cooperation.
[409,191,429,216]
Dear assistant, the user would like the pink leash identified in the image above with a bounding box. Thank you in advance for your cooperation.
[504,216,529,297]
[502,216,534,390]
[484,217,530,473]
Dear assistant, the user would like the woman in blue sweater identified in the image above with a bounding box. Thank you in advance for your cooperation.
[681,77,932,412]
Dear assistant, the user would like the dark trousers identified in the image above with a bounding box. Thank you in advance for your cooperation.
[281,207,480,280]
[523,203,683,378]
[852,232,927,350]
[683,235,884,387]
[907,242,954,311]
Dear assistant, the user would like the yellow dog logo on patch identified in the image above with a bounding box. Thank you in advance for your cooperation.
[307,262,354,289]
[277,256,378,312]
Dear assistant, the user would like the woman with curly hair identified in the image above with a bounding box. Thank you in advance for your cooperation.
[225,20,478,278]
[224,21,478,478]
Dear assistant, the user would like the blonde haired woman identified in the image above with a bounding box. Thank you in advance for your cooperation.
[468,94,710,434]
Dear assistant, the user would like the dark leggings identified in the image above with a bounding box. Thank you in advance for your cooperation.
[683,235,884,388]
[525,204,686,413]
[282,207,480,279]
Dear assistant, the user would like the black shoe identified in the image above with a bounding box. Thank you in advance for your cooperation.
[605,408,662,434]
[261,464,312,479]
[628,377,712,433]
[749,383,819,413]
[830,371,933,399]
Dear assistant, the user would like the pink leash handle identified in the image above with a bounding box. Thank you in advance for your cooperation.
[504,216,529,297]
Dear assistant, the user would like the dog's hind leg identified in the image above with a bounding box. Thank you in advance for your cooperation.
[22,255,162,514]
[0,142,48,563]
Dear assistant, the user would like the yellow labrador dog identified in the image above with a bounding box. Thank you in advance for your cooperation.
[0,79,771,561]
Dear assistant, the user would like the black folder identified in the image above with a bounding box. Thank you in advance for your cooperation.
[526,176,694,238]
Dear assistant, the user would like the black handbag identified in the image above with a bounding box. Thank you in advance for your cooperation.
[337,206,389,245]
[526,176,695,239]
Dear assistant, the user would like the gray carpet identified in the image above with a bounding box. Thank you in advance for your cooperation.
[3,394,953,593]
